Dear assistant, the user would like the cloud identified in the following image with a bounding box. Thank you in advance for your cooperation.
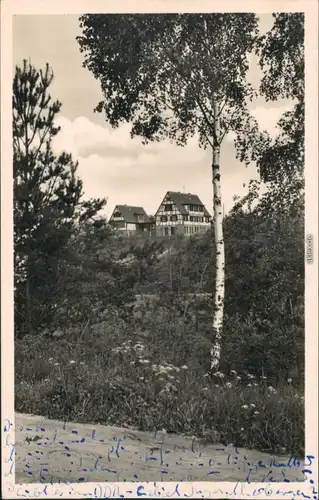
[250,101,294,136]
[52,115,201,159]
[51,113,277,218]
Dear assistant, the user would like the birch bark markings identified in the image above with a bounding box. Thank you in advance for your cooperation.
[210,100,225,371]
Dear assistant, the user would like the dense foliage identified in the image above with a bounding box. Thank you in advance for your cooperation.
[77,14,259,149]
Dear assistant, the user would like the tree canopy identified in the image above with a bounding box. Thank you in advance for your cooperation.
[77,13,259,149]
[244,13,304,187]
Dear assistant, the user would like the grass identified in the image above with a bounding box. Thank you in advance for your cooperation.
[15,305,304,458]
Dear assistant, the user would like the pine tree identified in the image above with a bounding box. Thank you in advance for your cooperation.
[13,60,106,336]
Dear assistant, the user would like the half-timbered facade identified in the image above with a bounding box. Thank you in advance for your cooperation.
[109,205,152,234]
[155,191,211,237]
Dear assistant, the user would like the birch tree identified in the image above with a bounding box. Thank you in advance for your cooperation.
[237,13,304,214]
[77,14,259,370]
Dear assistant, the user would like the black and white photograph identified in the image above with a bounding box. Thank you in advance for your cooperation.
[1,0,318,498]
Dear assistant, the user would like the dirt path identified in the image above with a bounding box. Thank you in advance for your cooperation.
[14,413,304,484]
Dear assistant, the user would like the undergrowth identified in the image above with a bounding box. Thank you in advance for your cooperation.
[15,305,304,458]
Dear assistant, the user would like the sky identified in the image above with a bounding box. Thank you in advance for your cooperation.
[12,14,294,218]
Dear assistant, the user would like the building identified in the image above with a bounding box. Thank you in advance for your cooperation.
[109,205,152,234]
[155,191,211,237]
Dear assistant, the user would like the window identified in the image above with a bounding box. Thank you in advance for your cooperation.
[190,216,194,222]
[164,204,173,211]
[160,215,168,222]
[189,204,203,212]
[170,215,177,222]
[189,204,201,212]
[183,215,188,221]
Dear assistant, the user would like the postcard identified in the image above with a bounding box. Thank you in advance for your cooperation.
[1,0,318,498]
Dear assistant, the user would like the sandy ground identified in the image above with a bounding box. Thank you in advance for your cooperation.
[13,413,304,484]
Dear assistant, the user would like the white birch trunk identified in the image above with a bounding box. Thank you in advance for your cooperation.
[210,100,225,371]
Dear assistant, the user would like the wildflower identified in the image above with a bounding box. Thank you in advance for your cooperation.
[203,373,210,378]
[253,382,258,387]
[287,378,292,384]
[48,358,53,362]
[158,366,168,374]
[225,382,232,388]
[69,360,76,365]
[130,361,135,365]
[236,376,242,381]
[54,362,59,366]
[181,365,188,370]
[140,359,150,364]
[139,377,144,381]
[241,405,248,410]
[250,403,256,408]
[261,375,267,380]
[268,386,277,394]
[294,394,299,399]
[230,369,237,375]
[254,411,260,416]
[174,367,180,373]
[202,387,209,392]
[80,362,84,365]
[241,427,244,431]
[214,371,225,378]
[214,384,220,388]
[247,383,253,388]
[247,374,255,379]
[135,345,145,351]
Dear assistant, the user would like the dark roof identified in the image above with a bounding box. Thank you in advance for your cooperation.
[111,205,150,224]
[163,191,211,217]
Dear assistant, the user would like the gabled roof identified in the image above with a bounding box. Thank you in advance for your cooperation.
[111,205,150,224]
[158,191,211,217]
